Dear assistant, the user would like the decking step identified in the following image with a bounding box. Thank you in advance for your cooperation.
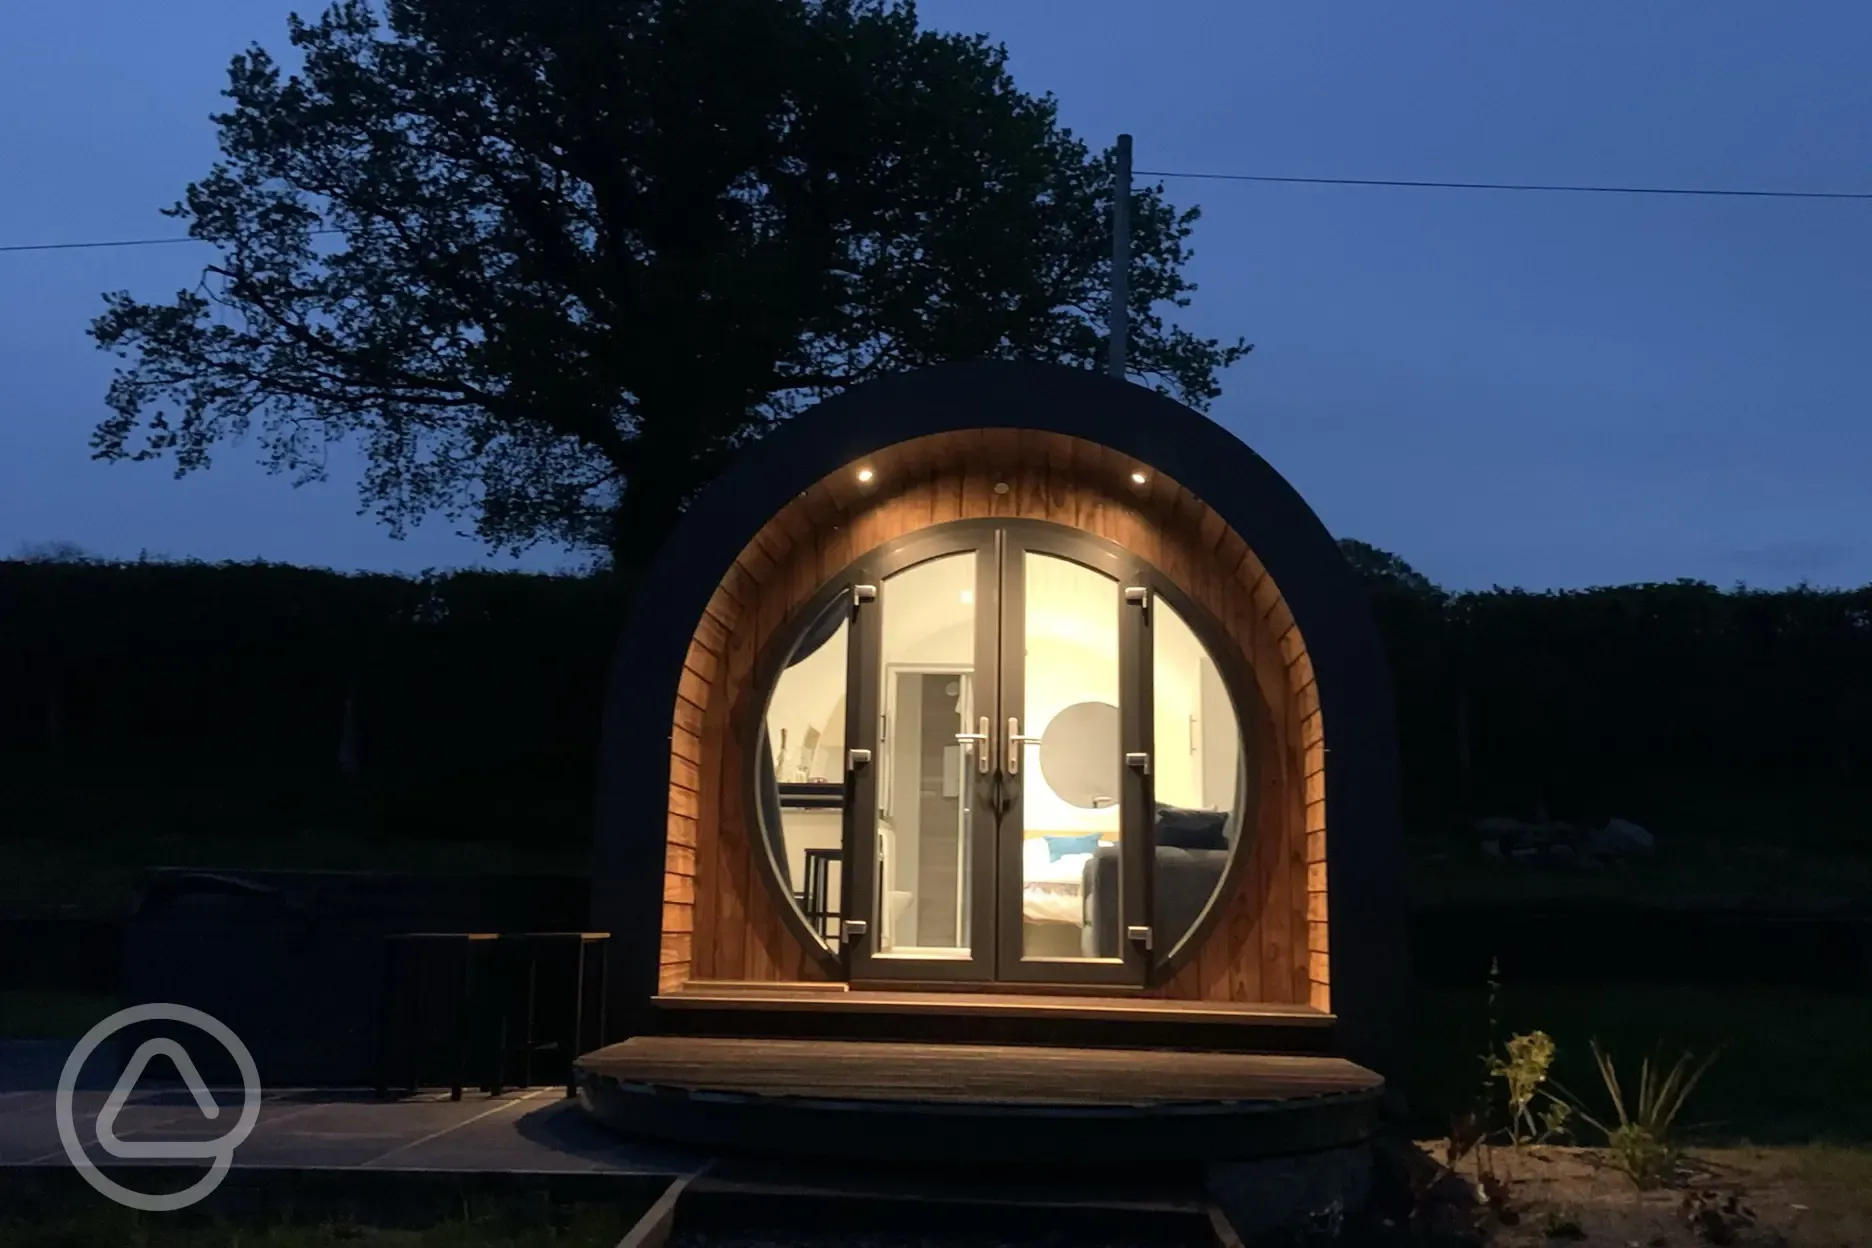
[652,984,1336,1053]
[576,1035,1382,1164]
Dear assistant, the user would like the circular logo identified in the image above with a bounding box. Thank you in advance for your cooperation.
[55,1003,262,1212]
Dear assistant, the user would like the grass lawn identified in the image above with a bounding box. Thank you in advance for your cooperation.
[1408,779,1872,908]
[1409,981,1872,1145]
[0,990,122,1040]
[0,831,590,917]
[0,768,594,917]
[0,1202,641,1248]
[1406,836,1872,909]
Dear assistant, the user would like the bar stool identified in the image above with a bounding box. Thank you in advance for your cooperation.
[375,931,498,1102]
[486,931,610,1097]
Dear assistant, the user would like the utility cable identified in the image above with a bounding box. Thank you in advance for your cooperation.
[5,170,1867,254]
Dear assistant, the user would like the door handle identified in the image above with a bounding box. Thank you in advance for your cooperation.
[956,716,992,774]
[1006,717,1042,775]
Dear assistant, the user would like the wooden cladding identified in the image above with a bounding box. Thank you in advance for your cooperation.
[660,430,1330,1007]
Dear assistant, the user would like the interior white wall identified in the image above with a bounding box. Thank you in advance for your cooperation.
[776,808,843,912]
[1153,598,1206,810]
[1197,655,1238,811]
[1022,553,1121,837]
[765,623,848,782]
[1154,597,1241,813]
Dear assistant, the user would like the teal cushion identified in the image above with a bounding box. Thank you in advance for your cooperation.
[1044,833,1103,862]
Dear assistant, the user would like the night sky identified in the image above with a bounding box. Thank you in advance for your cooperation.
[3,1,1867,591]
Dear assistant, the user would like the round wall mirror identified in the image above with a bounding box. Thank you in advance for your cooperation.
[1037,700,1121,808]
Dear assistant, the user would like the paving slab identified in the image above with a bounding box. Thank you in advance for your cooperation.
[0,1085,701,1176]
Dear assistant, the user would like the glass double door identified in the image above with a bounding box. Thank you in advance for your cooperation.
[844,523,1150,985]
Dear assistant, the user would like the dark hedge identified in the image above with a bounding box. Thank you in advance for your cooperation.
[3,558,1869,854]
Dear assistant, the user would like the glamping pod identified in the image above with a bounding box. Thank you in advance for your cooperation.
[579,361,1407,1166]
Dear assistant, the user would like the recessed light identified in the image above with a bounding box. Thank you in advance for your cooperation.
[1130,471,1148,485]
[960,590,974,604]
[856,467,875,483]
[992,482,1010,495]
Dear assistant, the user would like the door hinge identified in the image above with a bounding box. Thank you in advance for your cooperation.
[847,748,872,772]
[1125,751,1151,775]
[1124,586,1150,611]
[843,918,869,944]
[852,583,878,605]
[1126,924,1154,950]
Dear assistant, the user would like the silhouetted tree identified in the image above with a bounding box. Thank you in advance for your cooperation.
[13,541,94,563]
[1338,538,1443,599]
[89,0,1250,580]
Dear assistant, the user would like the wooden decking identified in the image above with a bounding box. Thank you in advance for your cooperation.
[584,1036,1374,1106]
[652,983,1337,1052]
[574,1035,1382,1163]
[660,984,1332,1023]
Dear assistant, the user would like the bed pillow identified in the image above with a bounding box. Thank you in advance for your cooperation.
[1155,804,1230,851]
[1021,836,1053,873]
[1043,833,1105,862]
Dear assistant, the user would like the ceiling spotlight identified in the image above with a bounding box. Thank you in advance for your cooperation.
[856,467,875,483]
[1130,471,1148,485]
[960,590,974,605]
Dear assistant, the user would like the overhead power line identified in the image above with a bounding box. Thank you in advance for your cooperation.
[1134,169,1872,201]
[3,169,1866,255]
[0,235,208,254]
[0,228,343,255]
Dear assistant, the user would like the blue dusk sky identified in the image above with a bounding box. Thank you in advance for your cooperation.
[2,2,1867,591]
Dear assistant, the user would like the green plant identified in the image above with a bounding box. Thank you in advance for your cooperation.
[1489,1029,1566,1145]
[1472,958,1570,1148]
[1549,1039,1721,1188]
[1535,1097,1573,1143]
[1605,1122,1676,1190]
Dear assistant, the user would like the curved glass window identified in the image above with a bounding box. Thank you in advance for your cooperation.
[759,595,850,947]
[750,522,1252,979]
[1147,595,1245,955]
